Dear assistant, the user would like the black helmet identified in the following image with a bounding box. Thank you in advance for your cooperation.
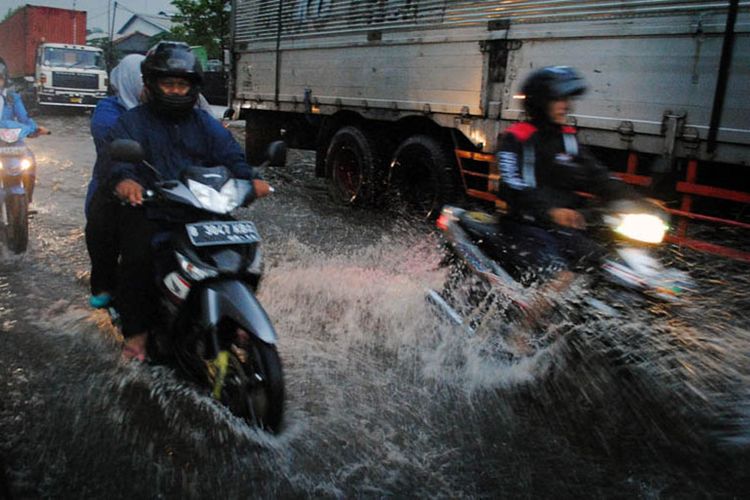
[141,41,203,118]
[0,57,9,83]
[521,66,587,121]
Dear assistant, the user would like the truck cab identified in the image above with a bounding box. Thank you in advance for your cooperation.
[35,43,107,109]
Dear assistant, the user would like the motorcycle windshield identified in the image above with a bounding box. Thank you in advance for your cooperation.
[0,120,35,144]
[0,128,23,144]
[186,178,253,214]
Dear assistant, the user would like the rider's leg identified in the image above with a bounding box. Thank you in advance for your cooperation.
[117,205,159,361]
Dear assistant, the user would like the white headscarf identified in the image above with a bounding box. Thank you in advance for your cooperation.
[110,54,145,110]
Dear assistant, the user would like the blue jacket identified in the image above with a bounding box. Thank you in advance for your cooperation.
[106,105,259,189]
[90,96,126,181]
[1,91,37,136]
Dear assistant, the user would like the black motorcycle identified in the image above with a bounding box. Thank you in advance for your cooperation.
[109,139,287,432]
[428,201,693,338]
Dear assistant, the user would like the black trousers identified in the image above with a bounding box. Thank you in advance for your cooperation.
[116,205,160,337]
[84,188,120,296]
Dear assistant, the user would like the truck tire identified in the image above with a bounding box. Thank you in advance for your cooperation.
[389,135,458,219]
[325,125,386,206]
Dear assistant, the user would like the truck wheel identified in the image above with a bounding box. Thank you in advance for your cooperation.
[325,125,385,205]
[389,135,458,219]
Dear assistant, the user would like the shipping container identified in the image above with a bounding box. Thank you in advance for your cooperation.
[0,5,87,79]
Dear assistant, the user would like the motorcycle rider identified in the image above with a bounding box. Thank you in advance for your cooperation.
[496,66,639,324]
[0,57,48,201]
[106,42,271,361]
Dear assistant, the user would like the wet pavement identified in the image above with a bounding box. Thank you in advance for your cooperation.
[0,111,748,498]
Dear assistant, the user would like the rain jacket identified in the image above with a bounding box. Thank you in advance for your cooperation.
[496,120,636,226]
[0,90,38,137]
[87,54,145,212]
[105,104,260,198]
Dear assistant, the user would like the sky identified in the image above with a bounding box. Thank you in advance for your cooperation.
[0,0,175,32]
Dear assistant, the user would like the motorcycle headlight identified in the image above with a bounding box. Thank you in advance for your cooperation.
[20,158,33,170]
[615,213,668,244]
[175,251,218,281]
[0,160,3,170]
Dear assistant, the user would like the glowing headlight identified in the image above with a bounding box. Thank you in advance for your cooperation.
[0,161,3,170]
[20,158,32,170]
[615,213,668,244]
[175,251,218,281]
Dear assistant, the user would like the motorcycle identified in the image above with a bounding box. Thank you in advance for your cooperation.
[0,119,41,253]
[427,200,693,338]
[109,138,287,432]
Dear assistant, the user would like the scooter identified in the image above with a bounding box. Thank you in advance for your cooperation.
[0,119,41,253]
[427,200,692,335]
[109,139,287,432]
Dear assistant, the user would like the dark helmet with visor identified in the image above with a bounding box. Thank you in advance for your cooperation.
[521,66,587,122]
[141,41,203,117]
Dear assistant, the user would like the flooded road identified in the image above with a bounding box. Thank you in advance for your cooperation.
[1,113,748,498]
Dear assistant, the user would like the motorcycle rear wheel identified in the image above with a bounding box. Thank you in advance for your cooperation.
[5,194,29,254]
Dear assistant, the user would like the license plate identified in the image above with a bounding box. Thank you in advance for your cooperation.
[0,147,26,156]
[70,97,83,103]
[186,221,260,247]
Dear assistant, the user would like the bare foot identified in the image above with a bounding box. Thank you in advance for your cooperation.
[122,332,148,362]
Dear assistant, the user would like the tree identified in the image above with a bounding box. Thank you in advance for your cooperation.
[3,6,21,22]
[169,0,230,60]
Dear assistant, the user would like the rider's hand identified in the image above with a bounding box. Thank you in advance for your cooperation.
[252,179,273,198]
[115,179,145,206]
[548,208,586,229]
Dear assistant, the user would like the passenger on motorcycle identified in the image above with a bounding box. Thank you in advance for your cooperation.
[0,57,48,201]
[86,54,145,309]
[106,42,271,361]
[496,66,639,323]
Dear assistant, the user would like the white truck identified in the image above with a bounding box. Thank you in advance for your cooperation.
[229,0,750,256]
[34,43,108,109]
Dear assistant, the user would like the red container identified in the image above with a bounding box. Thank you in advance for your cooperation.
[0,5,87,79]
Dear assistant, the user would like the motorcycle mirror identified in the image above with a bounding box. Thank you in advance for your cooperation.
[265,140,287,167]
[222,108,235,120]
[110,139,146,163]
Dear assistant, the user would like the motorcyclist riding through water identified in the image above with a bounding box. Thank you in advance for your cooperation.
[0,57,49,202]
[106,42,272,361]
[494,66,643,325]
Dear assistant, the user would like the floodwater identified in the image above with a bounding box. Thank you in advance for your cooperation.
[0,113,748,498]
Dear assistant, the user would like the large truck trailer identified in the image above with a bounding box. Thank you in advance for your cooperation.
[230,0,750,259]
[0,5,108,109]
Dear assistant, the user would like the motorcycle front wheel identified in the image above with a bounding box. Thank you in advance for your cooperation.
[5,194,29,254]
[222,335,285,433]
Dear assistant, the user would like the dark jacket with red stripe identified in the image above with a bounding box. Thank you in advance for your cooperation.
[496,120,635,225]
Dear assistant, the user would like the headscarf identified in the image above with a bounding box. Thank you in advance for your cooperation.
[110,54,145,110]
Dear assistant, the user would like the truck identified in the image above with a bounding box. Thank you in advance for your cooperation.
[229,0,750,260]
[0,5,108,110]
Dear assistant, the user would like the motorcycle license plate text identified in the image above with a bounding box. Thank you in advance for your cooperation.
[0,147,27,156]
[186,220,260,247]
